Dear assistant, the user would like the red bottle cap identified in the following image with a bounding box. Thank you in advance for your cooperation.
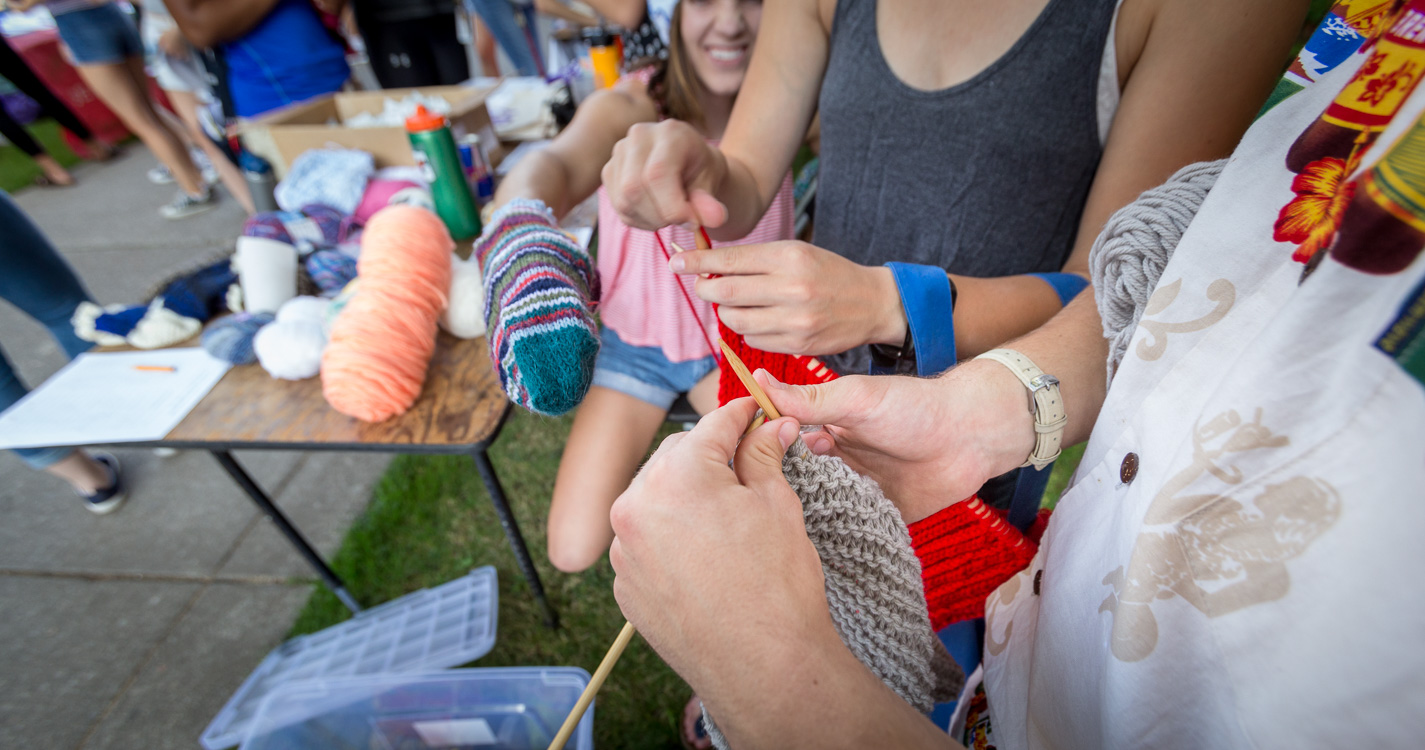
[405,104,446,132]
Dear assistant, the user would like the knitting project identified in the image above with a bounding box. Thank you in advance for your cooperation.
[477,199,601,416]
[715,315,838,404]
[702,441,963,749]
[1090,159,1226,381]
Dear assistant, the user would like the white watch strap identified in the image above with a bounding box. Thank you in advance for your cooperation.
[974,349,1067,470]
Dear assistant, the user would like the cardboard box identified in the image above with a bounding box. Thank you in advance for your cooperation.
[242,85,499,179]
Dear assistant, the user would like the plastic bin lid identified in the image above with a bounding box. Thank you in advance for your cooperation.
[201,567,499,750]
[239,667,595,750]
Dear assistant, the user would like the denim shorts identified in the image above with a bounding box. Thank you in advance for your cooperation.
[54,5,144,65]
[591,327,717,410]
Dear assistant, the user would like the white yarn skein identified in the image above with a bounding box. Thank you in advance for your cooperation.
[254,320,327,380]
[440,254,486,339]
[1089,158,1225,382]
[276,295,331,326]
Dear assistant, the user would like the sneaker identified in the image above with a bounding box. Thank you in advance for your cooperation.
[80,452,126,515]
[147,164,175,185]
[160,187,216,220]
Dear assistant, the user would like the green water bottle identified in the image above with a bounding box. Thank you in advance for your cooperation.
[405,105,481,240]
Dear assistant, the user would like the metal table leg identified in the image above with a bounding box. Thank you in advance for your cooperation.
[211,450,362,614]
[471,446,559,628]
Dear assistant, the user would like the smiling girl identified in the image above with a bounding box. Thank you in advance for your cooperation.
[484,0,790,575]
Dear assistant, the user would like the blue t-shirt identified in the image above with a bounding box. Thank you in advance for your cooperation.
[223,0,350,117]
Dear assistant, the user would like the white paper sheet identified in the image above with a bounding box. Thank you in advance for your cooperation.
[0,349,231,450]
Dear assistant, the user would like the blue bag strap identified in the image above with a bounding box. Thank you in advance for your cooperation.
[882,262,957,376]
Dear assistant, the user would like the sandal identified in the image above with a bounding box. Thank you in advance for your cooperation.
[680,695,714,750]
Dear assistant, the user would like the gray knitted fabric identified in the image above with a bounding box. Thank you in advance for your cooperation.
[703,441,963,748]
[1089,159,1225,381]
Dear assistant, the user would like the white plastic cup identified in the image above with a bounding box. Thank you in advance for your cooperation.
[236,236,298,314]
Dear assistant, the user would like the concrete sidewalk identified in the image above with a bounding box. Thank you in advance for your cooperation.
[0,149,390,749]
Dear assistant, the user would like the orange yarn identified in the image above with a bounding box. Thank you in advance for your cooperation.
[321,205,453,422]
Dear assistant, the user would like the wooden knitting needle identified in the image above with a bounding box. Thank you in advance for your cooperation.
[718,339,782,422]
[548,620,637,750]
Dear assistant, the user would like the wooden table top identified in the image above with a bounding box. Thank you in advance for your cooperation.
[163,332,510,452]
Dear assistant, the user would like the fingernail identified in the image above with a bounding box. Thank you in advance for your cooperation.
[761,370,784,389]
[806,434,830,454]
[777,419,798,450]
[669,255,686,272]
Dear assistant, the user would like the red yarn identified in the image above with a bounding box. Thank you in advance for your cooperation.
[714,317,839,403]
[909,498,1042,630]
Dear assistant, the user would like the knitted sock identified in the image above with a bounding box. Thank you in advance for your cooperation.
[702,440,962,749]
[477,199,600,416]
[714,316,838,405]
[155,258,238,322]
[93,304,148,337]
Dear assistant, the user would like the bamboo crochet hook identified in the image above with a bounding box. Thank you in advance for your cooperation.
[546,341,780,750]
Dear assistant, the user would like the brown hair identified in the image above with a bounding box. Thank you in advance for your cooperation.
[644,2,709,129]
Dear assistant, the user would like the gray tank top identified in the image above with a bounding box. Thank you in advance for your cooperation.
[815,0,1117,373]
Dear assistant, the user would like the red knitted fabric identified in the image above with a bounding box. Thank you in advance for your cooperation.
[908,497,1042,630]
[714,314,838,404]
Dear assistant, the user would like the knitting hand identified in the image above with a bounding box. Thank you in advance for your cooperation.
[756,364,1034,523]
[673,240,906,355]
[609,399,835,706]
[602,119,730,230]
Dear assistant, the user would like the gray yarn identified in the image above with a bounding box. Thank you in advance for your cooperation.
[703,441,963,749]
[1089,159,1226,381]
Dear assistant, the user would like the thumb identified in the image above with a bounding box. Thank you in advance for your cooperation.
[733,417,799,491]
[687,189,728,230]
[756,370,875,429]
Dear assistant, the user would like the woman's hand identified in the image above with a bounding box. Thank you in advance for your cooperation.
[672,240,906,357]
[601,119,731,230]
[609,399,833,691]
[756,364,1033,522]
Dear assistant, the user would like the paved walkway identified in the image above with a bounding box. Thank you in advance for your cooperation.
[0,149,389,749]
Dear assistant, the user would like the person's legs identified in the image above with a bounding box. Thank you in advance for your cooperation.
[427,14,472,85]
[0,103,73,185]
[472,14,499,76]
[465,0,541,76]
[0,193,121,503]
[547,385,669,572]
[74,58,204,196]
[167,88,254,214]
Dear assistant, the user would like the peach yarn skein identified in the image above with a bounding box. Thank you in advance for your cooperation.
[322,205,453,421]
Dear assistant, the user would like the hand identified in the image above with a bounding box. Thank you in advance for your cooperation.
[602,119,730,230]
[609,398,836,695]
[671,240,905,356]
[157,28,190,57]
[312,0,347,13]
[755,363,1034,522]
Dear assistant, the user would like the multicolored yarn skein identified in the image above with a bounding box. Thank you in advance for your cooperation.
[476,199,599,416]
[321,205,453,422]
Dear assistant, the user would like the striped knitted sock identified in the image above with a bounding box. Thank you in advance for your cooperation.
[477,199,600,416]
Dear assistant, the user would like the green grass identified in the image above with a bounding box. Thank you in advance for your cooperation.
[288,409,690,749]
[0,119,82,193]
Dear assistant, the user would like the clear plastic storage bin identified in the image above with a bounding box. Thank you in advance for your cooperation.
[240,667,595,750]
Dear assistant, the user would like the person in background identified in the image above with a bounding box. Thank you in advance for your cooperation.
[486,0,787,578]
[0,34,115,187]
[138,0,254,214]
[332,0,470,87]
[166,0,349,119]
[462,0,543,76]
[9,0,213,218]
[0,192,125,513]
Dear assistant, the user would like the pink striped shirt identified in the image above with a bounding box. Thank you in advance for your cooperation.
[595,175,794,363]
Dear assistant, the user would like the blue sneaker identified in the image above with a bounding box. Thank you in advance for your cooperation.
[80,452,126,515]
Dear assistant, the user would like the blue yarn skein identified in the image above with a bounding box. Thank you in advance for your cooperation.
[202,312,274,364]
[305,249,358,295]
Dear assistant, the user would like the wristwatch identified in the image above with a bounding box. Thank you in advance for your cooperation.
[973,349,1066,470]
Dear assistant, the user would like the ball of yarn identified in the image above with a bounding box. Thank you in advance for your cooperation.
[276,295,331,325]
[306,249,359,296]
[322,205,453,421]
[440,254,485,339]
[254,319,327,380]
[298,203,344,246]
[202,312,275,365]
[352,179,421,225]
